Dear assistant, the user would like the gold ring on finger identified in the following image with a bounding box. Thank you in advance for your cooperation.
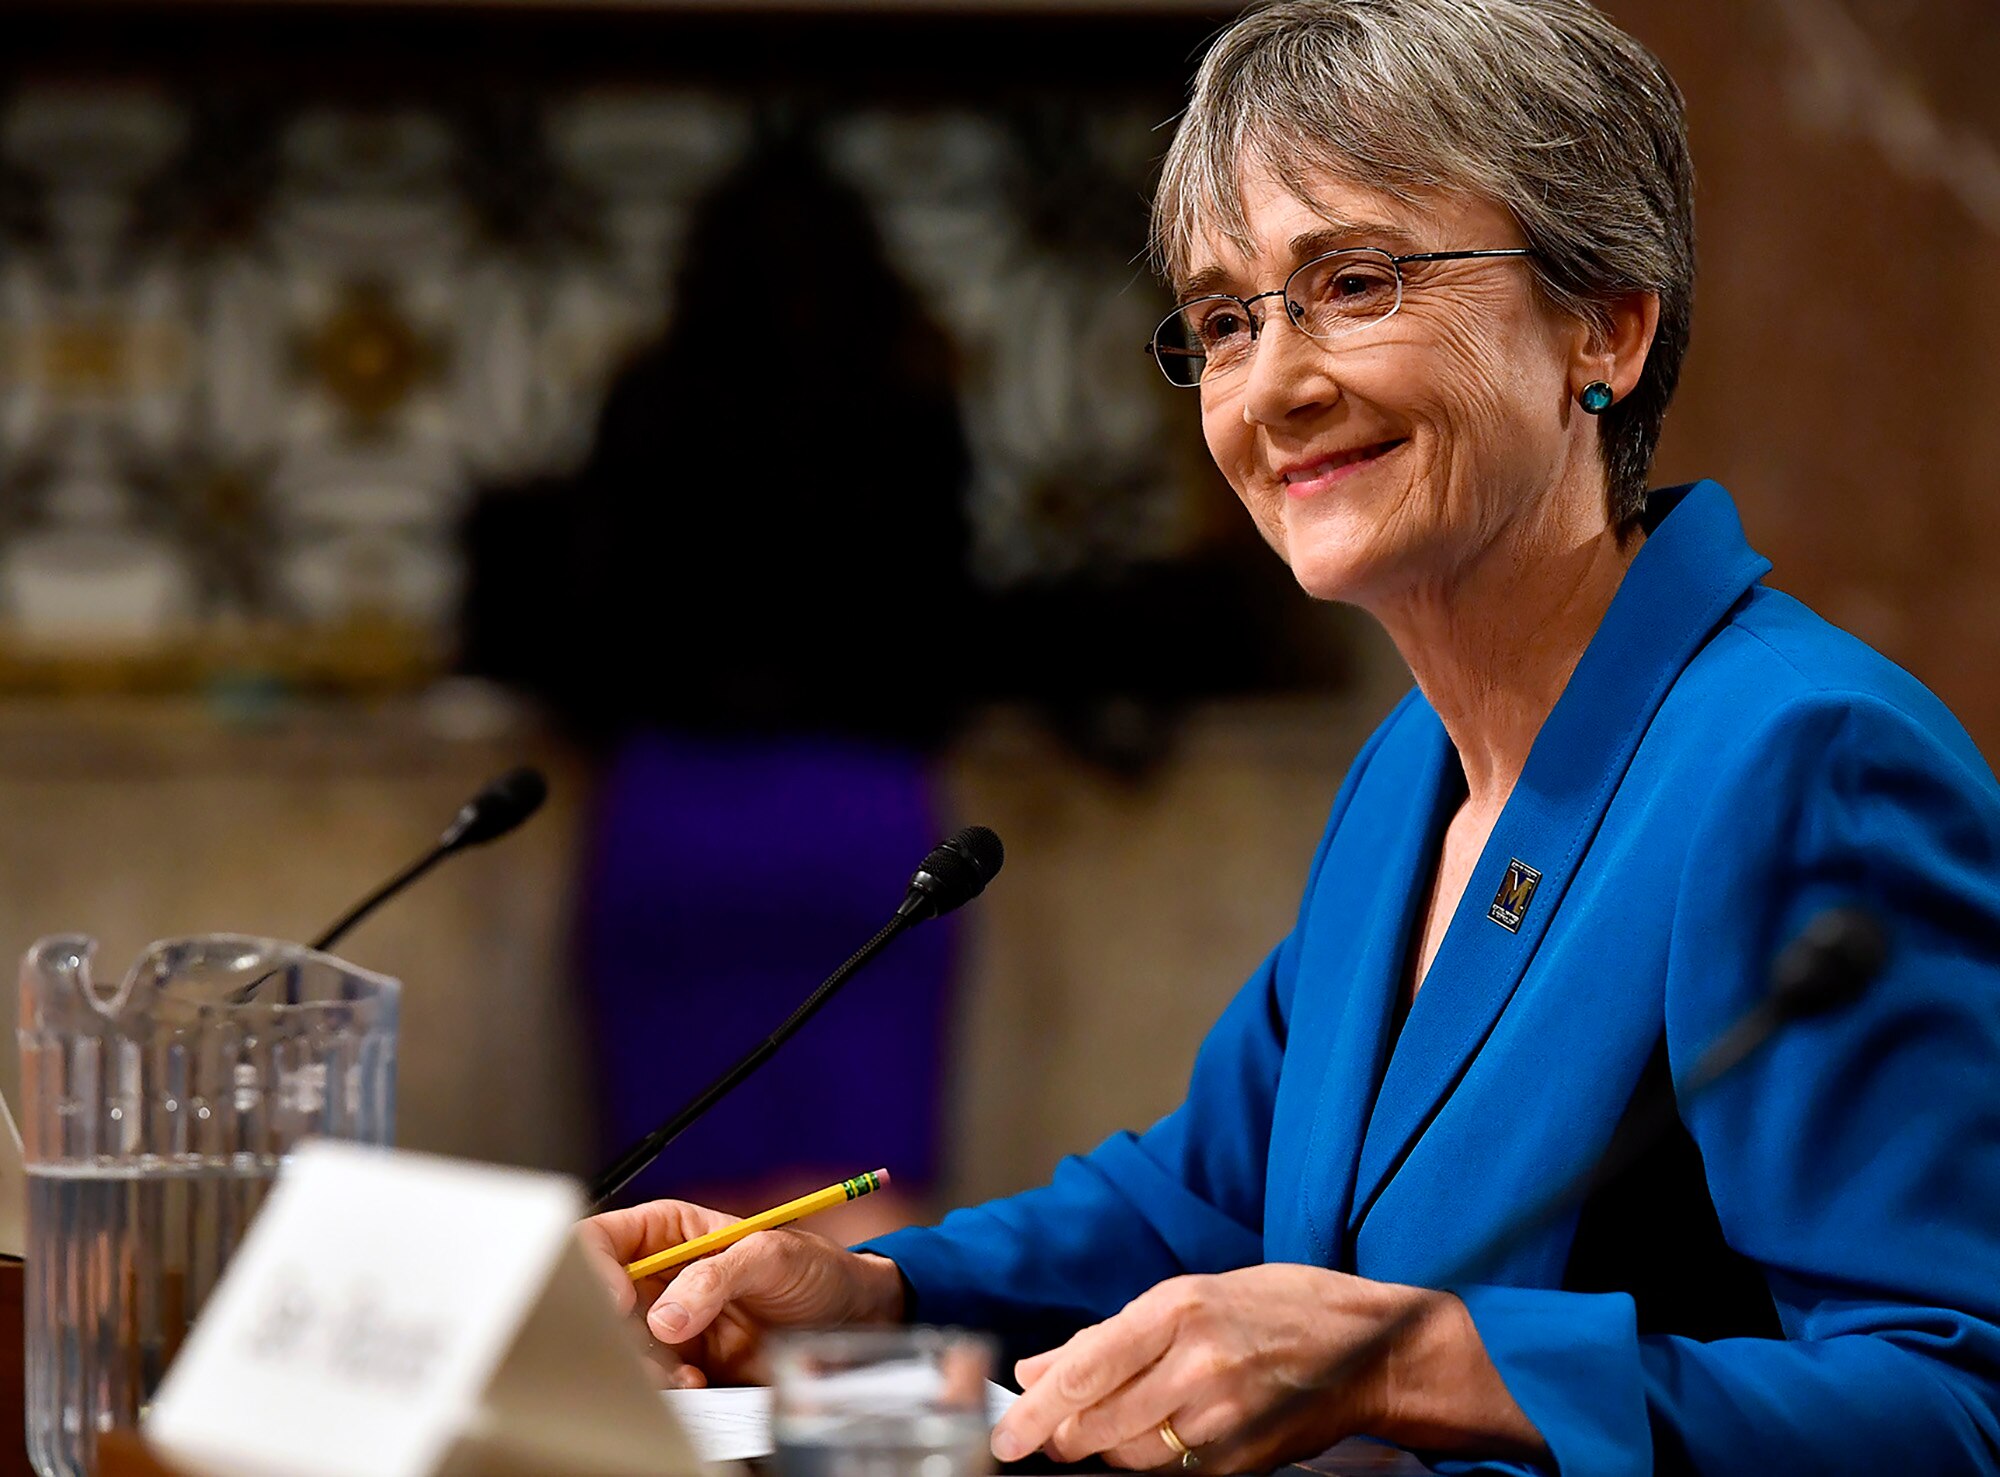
[1158,1418,1198,1470]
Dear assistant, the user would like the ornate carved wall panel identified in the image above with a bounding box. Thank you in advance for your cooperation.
[0,67,1200,690]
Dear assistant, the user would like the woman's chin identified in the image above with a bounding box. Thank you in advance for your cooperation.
[1276,498,1418,606]
[1282,541,1392,606]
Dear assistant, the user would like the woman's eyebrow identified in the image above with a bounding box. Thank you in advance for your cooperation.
[1178,219,1426,299]
[1177,264,1239,300]
[1288,221,1422,258]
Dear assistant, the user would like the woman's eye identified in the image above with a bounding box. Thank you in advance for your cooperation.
[1196,311,1249,346]
[1317,268,1394,302]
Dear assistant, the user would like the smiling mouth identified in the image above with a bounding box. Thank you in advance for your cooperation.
[1281,439,1407,495]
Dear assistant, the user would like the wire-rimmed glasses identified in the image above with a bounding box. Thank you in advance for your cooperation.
[1144,246,1534,388]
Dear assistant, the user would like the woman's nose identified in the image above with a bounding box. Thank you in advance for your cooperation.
[1238,311,1339,426]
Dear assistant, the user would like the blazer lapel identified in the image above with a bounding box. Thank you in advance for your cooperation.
[1292,705,1459,1268]
[1347,482,1772,1235]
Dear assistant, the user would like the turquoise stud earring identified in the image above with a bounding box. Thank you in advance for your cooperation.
[1579,381,1614,414]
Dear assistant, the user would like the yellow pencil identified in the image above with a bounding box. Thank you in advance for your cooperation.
[624,1168,891,1280]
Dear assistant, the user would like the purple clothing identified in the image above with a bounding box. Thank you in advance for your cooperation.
[579,732,956,1204]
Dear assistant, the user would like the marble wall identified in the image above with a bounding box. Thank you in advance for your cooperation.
[1622,0,2000,744]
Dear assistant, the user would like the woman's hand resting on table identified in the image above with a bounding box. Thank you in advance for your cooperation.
[989,1264,1545,1472]
[578,1199,905,1388]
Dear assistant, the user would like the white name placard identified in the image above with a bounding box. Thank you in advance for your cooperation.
[0,1089,25,1257]
[147,1141,707,1477]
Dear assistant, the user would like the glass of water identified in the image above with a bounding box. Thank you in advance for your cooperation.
[17,933,400,1477]
[771,1327,998,1477]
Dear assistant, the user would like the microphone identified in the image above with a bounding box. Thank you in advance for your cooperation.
[897,826,1006,922]
[227,766,549,1005]
[588,825,1007,1208]
[1194,905,1888,1472]
[309,766,551,953]
[433,766,551,857]
[1682,905,1885,1097]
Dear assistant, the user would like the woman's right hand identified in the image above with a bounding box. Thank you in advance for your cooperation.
[578,1199,907,1388]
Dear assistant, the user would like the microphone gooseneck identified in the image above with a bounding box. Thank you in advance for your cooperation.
[588,825,1007,1209]
[1196,904,1889,1472]
[310,765,551,954]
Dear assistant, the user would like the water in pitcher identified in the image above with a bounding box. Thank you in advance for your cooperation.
[25,1158,281,1477]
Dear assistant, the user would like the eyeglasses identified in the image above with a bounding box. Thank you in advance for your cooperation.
[1144,246,1535,388]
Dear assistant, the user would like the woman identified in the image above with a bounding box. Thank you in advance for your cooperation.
[581,2,2000,1472]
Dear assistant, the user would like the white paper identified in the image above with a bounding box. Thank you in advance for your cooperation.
[664,1378,1020,1464]
[663,1388,780,1464]
[146,1141,706,1477]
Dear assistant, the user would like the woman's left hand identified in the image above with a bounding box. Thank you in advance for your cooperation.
[987,1264,1542,1472]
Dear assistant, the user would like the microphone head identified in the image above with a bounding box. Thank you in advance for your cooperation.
[441,766,550,852]
[946,824,1004,886]
[900,825,1005,922]
[1771,906,1888,1020]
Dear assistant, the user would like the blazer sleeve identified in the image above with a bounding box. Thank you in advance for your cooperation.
[1449,693,2000,1477]
[857,706,1404,1361]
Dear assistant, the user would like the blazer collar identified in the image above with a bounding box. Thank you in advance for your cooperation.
[1345,480,1772,1234]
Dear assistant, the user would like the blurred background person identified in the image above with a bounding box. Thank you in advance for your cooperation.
[474,132,979,1238]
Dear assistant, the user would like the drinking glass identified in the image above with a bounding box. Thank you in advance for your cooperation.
[771,1327,998,1477]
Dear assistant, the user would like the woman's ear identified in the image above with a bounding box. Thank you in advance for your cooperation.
[1573,290,1661,404]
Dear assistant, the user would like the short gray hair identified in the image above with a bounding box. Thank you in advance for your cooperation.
[1152,0,1694,525]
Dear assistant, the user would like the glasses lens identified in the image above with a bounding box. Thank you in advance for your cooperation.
[1152,297,1257,387]
[1287,250,1401,341]
[1149,310,1205,387]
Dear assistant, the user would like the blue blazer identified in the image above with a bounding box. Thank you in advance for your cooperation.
[866,483,2000,1476]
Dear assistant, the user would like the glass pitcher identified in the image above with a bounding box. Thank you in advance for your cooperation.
[17,934,400,1477]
